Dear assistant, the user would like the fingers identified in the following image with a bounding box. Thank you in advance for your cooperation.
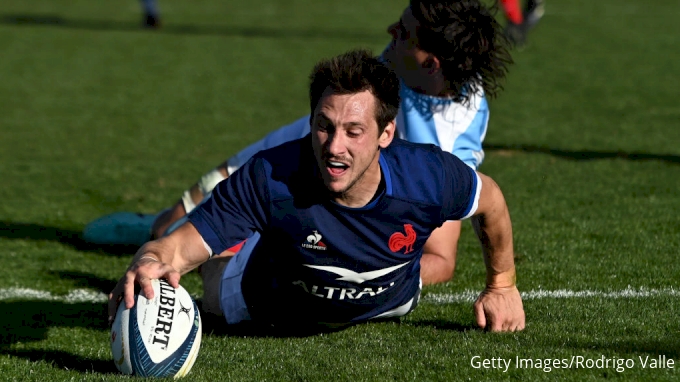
[475,286,525,332]
[107,257,182,325]
[137,273,156,304]
[482,310,522,332]
[490,313,505,332]
[473,301,487,330]
[123,271,138,310]
[165,271,181,289]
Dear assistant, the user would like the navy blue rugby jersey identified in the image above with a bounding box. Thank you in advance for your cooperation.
[189,135,481,325]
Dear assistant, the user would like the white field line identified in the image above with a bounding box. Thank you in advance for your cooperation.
[426,286,680,304]
[0,288,107,303]
[0,286,678,304]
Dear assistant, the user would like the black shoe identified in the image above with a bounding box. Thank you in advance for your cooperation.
[503,0,544,47]
[523,0,545,30]
[143,13,161,29]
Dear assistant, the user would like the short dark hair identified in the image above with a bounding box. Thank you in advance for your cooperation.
[309,49,400,132]
[410,0,512,103]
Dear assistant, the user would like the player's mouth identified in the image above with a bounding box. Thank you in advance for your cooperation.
[326,160,349,177]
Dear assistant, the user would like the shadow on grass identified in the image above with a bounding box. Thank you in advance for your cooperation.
[0,221,139,256]
[485,143,680,165]
[200,304,411,338]
[202,312,475,338]
[50,270,118,295]
[406,319,477,332]
[0,14,383,42]
[0,300,107,346]
[1,349,118,374]
[201,314,356,339]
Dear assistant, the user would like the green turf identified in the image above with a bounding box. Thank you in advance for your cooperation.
[0,0,679,380]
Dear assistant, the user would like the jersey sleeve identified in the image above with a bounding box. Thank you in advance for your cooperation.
[440,151,482,221]
[226,116,311,175]
[188,157,270,254]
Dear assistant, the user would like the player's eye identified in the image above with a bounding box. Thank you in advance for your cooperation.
[346,129,362,138]
[316,119,333,133]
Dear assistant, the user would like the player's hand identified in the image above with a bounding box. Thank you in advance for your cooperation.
[107,254,180,324]
[473,285,525,332]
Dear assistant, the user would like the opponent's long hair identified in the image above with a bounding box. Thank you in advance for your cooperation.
[410,0,512,103]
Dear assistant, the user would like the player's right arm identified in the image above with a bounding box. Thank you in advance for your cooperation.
[107,222,210,321]
[151,116,310,239]
[111,151,270,319]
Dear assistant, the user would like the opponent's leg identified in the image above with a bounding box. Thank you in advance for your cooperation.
[503,0,545,47]
[524,0,545,30]
[82,211,157,246]
[499,0,524,25]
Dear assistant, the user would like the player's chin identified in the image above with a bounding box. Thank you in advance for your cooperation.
[323,178,350,195]
[325,183,348,195]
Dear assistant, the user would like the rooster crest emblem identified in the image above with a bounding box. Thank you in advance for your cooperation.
[388,224,416,253]
[306,230,323,245]
[302,230,327,250]
[307,230,326,247]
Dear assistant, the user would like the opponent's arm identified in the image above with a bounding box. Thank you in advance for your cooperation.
[151,116,311,239]
[108,222,210,321]
[470,172,525,332]
[151,167,227,239]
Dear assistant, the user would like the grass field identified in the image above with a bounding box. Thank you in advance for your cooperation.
[1,0,679,380]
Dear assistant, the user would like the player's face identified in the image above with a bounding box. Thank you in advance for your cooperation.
[311,89,394,206]
[383,6,432,92]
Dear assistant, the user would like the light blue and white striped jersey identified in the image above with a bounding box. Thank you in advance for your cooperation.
[226,83,489,174]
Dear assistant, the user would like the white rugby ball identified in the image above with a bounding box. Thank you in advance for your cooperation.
[110,279,202,378]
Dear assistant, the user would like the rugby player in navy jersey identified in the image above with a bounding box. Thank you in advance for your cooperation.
[88,0,513,287]
[108,49,524,332]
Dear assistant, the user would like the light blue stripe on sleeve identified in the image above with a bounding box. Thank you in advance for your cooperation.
[451,96,489,169]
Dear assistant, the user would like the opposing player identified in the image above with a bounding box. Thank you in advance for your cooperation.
[86,0,512,285]
[500,0,545,46]
[108,49,525,332]
[140,0,161,28]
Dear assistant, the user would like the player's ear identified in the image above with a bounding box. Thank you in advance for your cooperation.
[423,54,441,75]
[378,119,396,149]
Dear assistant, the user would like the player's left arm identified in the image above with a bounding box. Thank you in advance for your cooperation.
[470,172,525,332]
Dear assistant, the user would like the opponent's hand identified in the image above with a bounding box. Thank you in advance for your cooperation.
[473,285,525,332]
[107,255,181,324]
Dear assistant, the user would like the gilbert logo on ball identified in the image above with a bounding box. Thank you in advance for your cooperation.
[110,279,202,378]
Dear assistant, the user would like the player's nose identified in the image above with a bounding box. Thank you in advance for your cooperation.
[324,131,347,156]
